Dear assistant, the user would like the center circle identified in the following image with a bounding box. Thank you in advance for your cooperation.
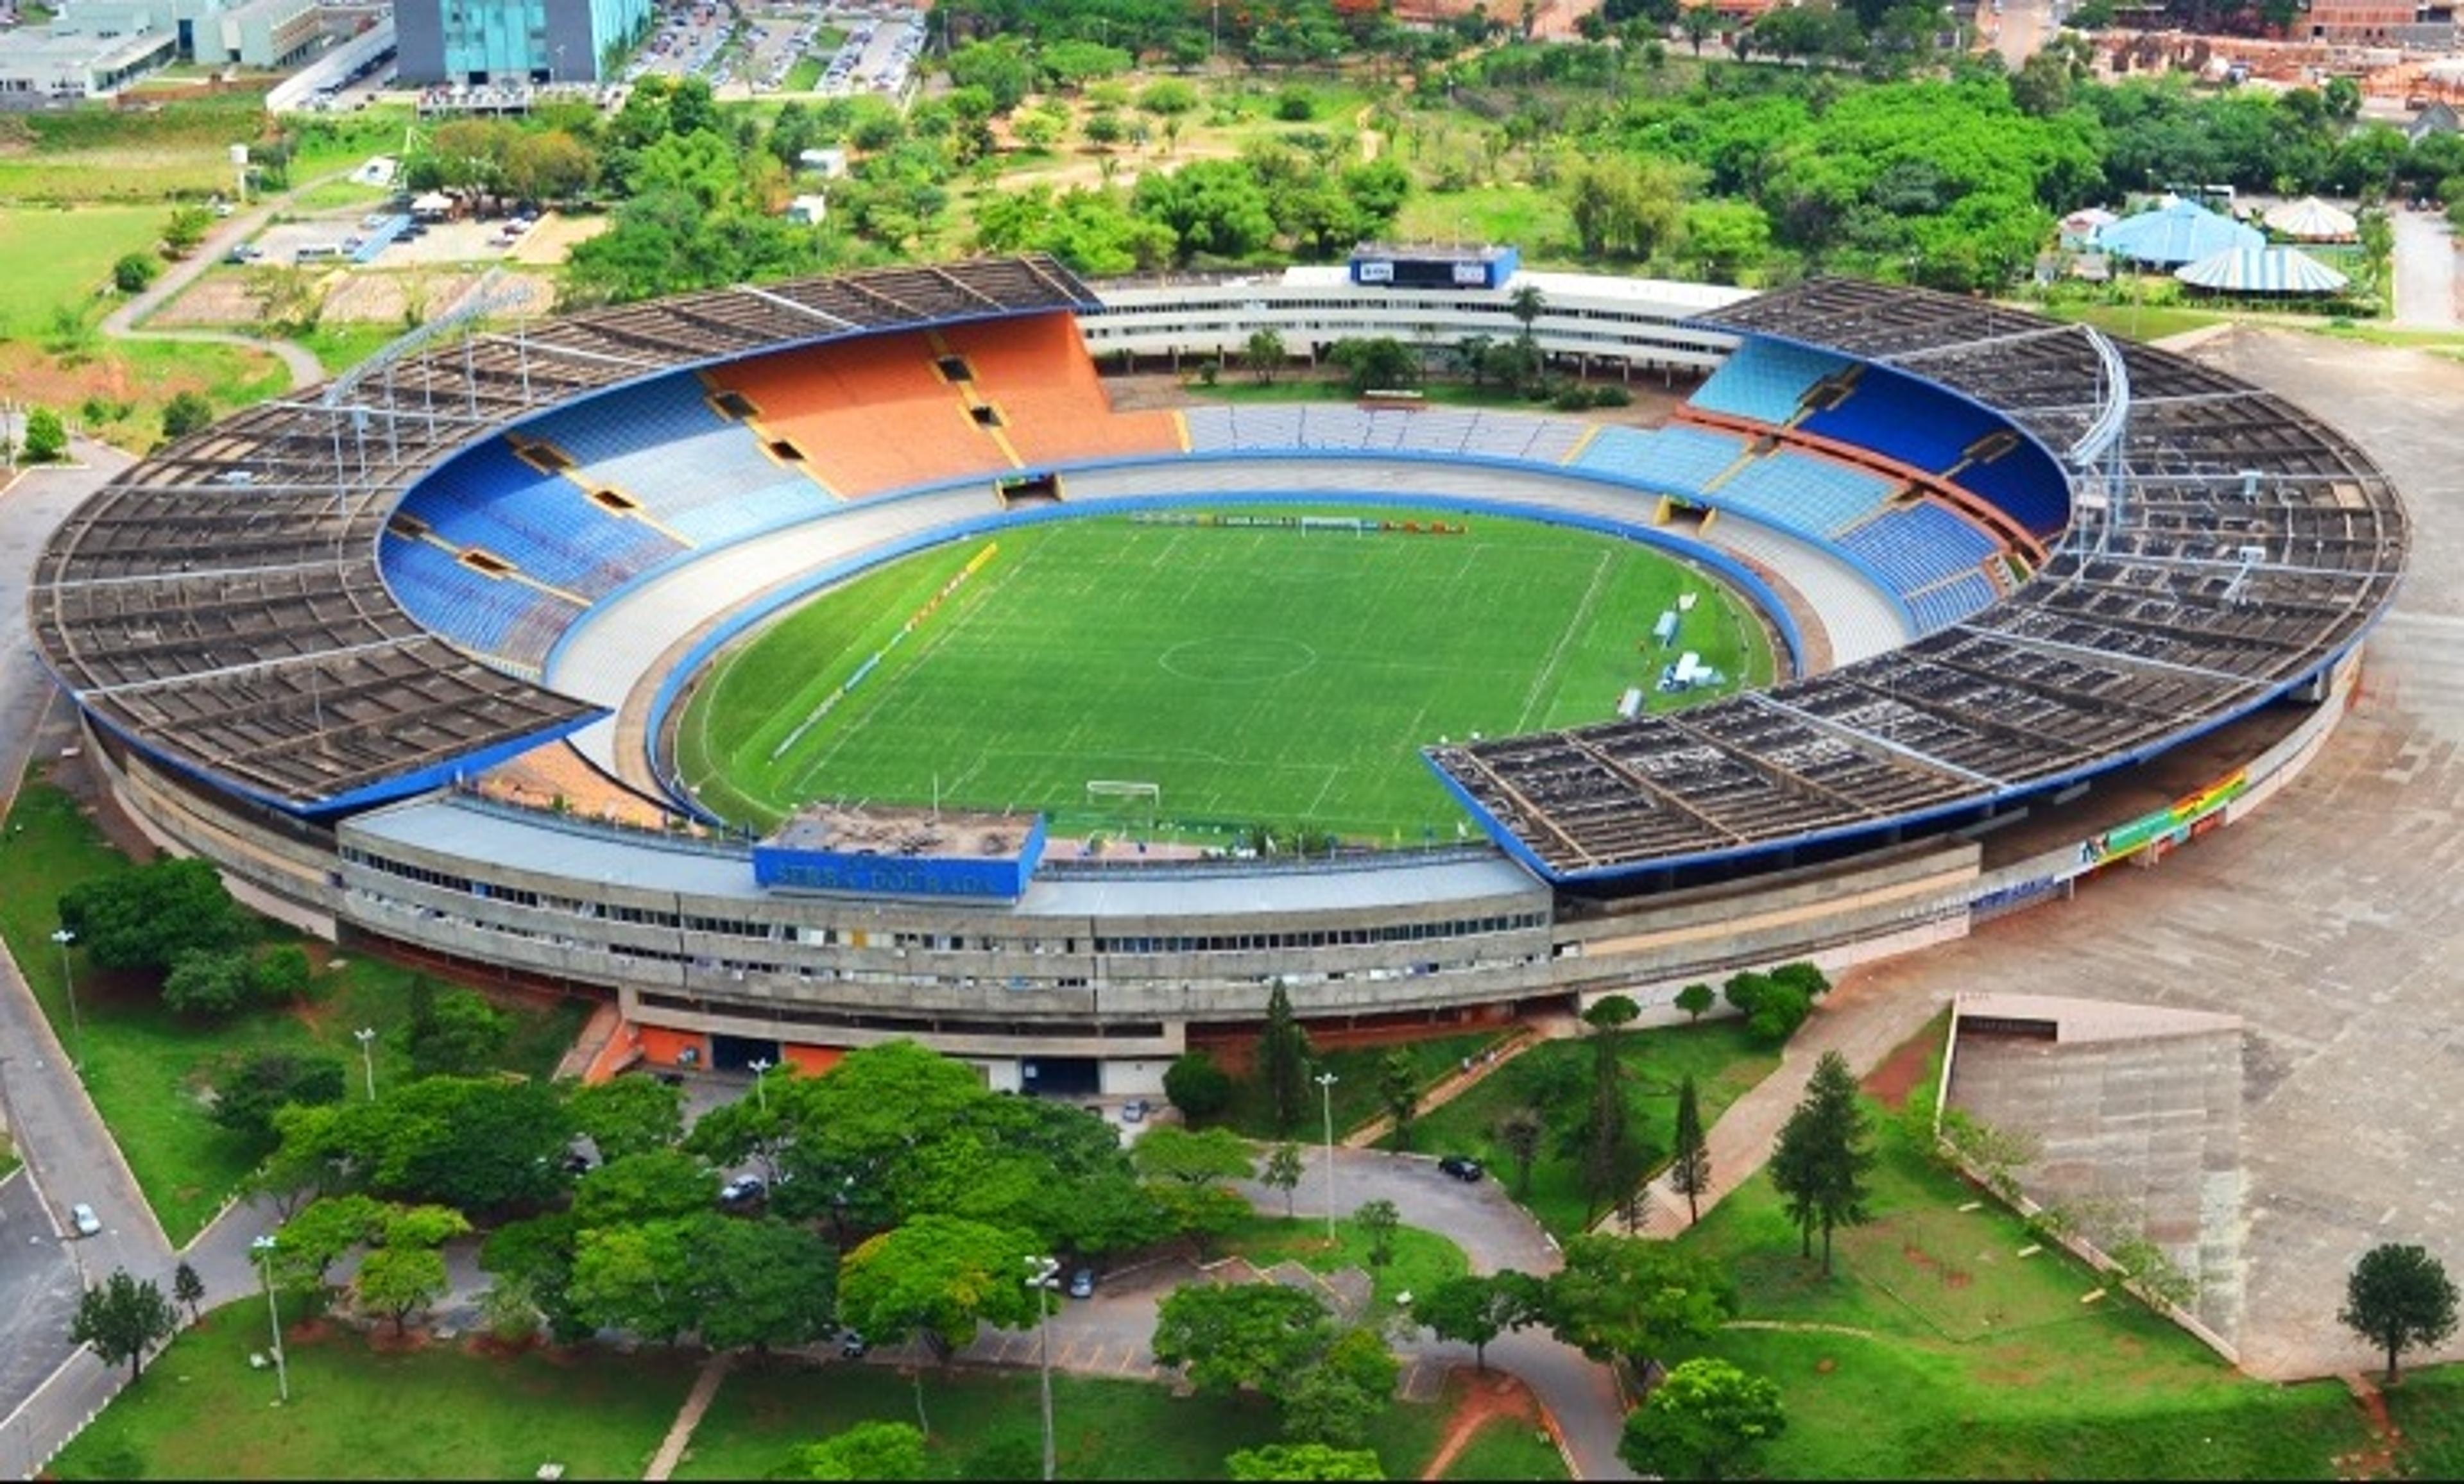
[1158,635,1319,684]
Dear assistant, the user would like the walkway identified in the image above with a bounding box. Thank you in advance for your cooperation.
[2391,208,2459,330]
[642,1352,734,1481]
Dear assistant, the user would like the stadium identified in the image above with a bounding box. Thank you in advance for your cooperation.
[26,249,2408,1100]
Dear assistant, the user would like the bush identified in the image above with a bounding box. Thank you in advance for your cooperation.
[112,252,160,294]
[1276,88,1315,122]
[1590,384,1633,407]
[251,943,314,1003]
[162,948,255,1018]
[1163,1051,1234,1122]
[21,407,68,463]
[1724,968,1815,1044]
[1550,386,1596,411]
[160,391,215,441]
[58,856,246,971]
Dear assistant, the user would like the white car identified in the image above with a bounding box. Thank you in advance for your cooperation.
[69,1203,101,1237]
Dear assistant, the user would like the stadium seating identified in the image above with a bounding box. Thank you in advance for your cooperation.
[1905,571,1999,634]
[1572,425,1749,491]
[395,441,687,599]
[708,330,1007,495]
[514,373,830,538]
[1709,450,1897,536]
[1688,337,1854,425]
[379,533,585,671]
[1836,500,2002,595]
[1798,364,2068,536]
[1179,404,1586,463]
[937,315,1183,466]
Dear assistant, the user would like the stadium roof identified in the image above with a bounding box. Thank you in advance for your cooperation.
[1427,278,2408,885]
[28,257,1098,815]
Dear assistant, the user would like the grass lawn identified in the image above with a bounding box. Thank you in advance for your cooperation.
[676,507,1773,839]
[2379,1365,2464,1477]
[0,205,170,337]
[784,55,826,91]
[1217,1212,1469,1310]
[1217,1029,1509,1141]
[1394,185,1577,264]
[1400,1021,1782,1240]
[2035,300,2231,345]
[1442,1415,1569,1480]
[0,776,588,1245]
[298,321,411,375]
[1667,1120,2370,1478]
[49,1314,697,1480]
[674,1359,1451,1481]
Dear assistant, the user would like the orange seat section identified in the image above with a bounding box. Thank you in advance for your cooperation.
[939,315,1183,466]
[712,330,1009,497]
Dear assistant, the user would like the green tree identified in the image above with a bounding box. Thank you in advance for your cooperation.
[1544,1235,1736,1370]
[1410,1271,1544,1371]
[58,857,244,972]
[1131,1124,1257,1186]
[1283,1327,1397,1447]
[1152,1281,1334,1395]
[1673,983,1715,1023]
[1327,336,1417,395]
[692,1215,839,1354]
[1768,1050,1874,1274]
[2341,1243,2460,1384]
[1618,1358,1785,1480]
[1494,1106,1544,1199]
[1164,1051,1235,1122]
[1225,1443,1384,1480]
[1579,995,1644,1227]
[566,1073,687,1161]
[112,252,160,294]
[250,943,312,1004]
[172,1261,205,1325]
[22,405,68,463]
[71,1270,178,1381]
[1263,1141,1308,1218]
[1376,1050,1421,1150]
[1679,3,1722,54]
[786,1420,928,1480]
[570,1218,698,1343]
[403,987,512,1078]
[572,1149,717,1227]
[1133,158,1277,264]
[162,948,255,1018]
[1258,980,1314,1134]
[212,1051,347,1150]
[161,205,213,255]
[1670,1073,1711,1227]
[1243,327,1288,385]
[357,1245,450,1336]
[837,1215,1043,1435]
[1356,1198,1400,1269]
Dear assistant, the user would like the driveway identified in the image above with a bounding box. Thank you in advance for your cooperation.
[2391,207,2458,330]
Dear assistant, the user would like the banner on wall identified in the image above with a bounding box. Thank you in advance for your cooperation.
[2074,769,2250,872]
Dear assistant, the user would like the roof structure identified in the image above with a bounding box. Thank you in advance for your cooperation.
[2175,246,2350,296]
[2260,196,2358,243]
[1427,278,2408,883]
[28,256,1097,814]
[2096,199,2264,268]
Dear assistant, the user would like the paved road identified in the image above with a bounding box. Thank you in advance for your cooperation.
[2391,207,2459,330]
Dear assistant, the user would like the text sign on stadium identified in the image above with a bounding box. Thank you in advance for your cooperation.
[1357,260,1394,283]
[1452,262,1487,285]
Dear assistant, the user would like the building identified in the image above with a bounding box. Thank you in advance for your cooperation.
[2305,0,2456,45]
[0,27,175,103]
[393,0,651,84]
[43,0,323,69]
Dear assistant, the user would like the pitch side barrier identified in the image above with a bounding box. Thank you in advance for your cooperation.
[638,487,1811,824]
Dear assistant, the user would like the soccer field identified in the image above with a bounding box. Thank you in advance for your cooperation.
[672,507,1777,842]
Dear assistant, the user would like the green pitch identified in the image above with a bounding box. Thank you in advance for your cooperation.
[672,507,1777,842]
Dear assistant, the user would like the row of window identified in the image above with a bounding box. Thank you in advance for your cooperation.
[1092,914,1546,954]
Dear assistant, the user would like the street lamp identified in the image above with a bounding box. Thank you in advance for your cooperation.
[48,928,81,1068]
[748,1057,773,1112]
[1025,1256,1061,1482]
[252,1235,290,1403]
[353,1027,378,1101]
[1315,1071,1339,1241]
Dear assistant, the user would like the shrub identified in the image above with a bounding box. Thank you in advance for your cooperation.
[160,391,216,441]
[1590,384,1633,407]
[21,407,68,463]
[1163,1050,1234,1122]
[112,252,160,294]
[1276,87,1315,122]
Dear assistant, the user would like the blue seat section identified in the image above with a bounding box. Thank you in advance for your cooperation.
[515,374,818,528]
[1837,501,2001,595]
[398,439,685,599]
[1573,426,1747,491]
[1798,365,2069,536]
[1690,339,1852,425]
[1711,451,1895,537]
[1183,405,1237,452]
[664,481,839,546]
[378,534,581,669]
[1906,572,1999,634]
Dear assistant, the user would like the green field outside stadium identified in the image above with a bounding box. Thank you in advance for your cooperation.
[671,507,1779,844]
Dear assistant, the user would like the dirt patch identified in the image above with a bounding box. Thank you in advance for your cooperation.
[1419,1367,1550,1480]
[364,1325,435,1354]
[1861,1019,1943,1111]
[1899,1241,1973,1290]
[2339,1373,2403,1480]
[0,337,268,414]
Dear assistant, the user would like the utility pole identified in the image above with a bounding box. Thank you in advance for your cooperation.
[1025,1256,1061,1481]
[1316,1071,1339,1241]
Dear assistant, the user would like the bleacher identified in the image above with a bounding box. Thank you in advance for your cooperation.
[1709,450,1897,536]
[1906,571,1999,635]
[1572,426,1748,491]
[1795,363,2069,537]
[396,440,686,600]
[1688,337,1854,425]
[1180,404,1585,463]
[513,373,828,541]
[1836,500,2001,596]
[377,533,584,672]
[937,315,1183,466]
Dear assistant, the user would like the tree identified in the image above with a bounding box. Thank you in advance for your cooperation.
[1579,995,1645,1227]
[1283,1326,1398,1447]
[1670,1074,1711,1227]
[1544,1236,1736,1370]
[786,1420,928,1481]
[1164,1051,1235,1122]
[162,948,255,1018]
[212,1051,346,1150]
[21,406,67,463]
[566,1074,687,1161]
[1618,1358,1785,1480]
[1133,1125,1257,1188]
[1410,1271,1544,1371]
[1376,1051,1421,1150]
[1258,980,1313,1134]
[1225,1444,1384,1480]
[838,1216,1042,1435]
[73,1270,178,1381]
[691,1215,839,1354]
[58,857,244,972]
[572,1149,717,1227]
[403,987,512,1078]
[1767,1050,1874,1275]
[251,944,312,1003]
[1243,327,1288,385]
[1679,3,1722,55]
[1132,158,1277,264]
[357,1245,450,1335]
[503,129,599,203]
[1673,983,1715,1023]
[1356,1198,1400,1269]
[1494,1106,1544,1200]
[1328,336,1418,395]
[2341,1243,2460,1384]
[113,252,160,294]
[1152,1281,1334,1396]
[162,205,213,255]
[172,1261,205,1325]
[1263,1142,1308,1218]
[297,1075,572,1213]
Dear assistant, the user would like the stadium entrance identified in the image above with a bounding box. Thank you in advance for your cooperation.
[710,1034,784,1073]
[1020,1057,1100,1098]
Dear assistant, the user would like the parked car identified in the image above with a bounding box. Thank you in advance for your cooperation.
[1437,1154,1485,1184]
[719,1174,767,1207]
[69,1202,101,1236]
[1066,1268,1095,1300]
[839,1328,868,1358]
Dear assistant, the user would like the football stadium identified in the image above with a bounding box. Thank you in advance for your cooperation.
[26,249,2408,1098]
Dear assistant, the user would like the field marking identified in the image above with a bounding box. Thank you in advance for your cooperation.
[1512,549,1616,734]
[1155,636,1320,685]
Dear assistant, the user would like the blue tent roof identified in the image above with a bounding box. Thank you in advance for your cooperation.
[2174,245,2350,296]
[2095,198,2264,267]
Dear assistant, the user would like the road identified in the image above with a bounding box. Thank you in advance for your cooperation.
[2391,207,2460,330]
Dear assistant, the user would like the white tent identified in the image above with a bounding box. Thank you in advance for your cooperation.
[2261,196,2358,243]
[2174,245,2350,296]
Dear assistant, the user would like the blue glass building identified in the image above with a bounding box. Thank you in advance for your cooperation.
[395,0,649,85]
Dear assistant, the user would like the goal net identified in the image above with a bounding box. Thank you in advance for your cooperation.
[1084,780,1161,841]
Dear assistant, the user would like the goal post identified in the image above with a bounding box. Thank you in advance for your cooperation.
[1085,780,1161,841]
